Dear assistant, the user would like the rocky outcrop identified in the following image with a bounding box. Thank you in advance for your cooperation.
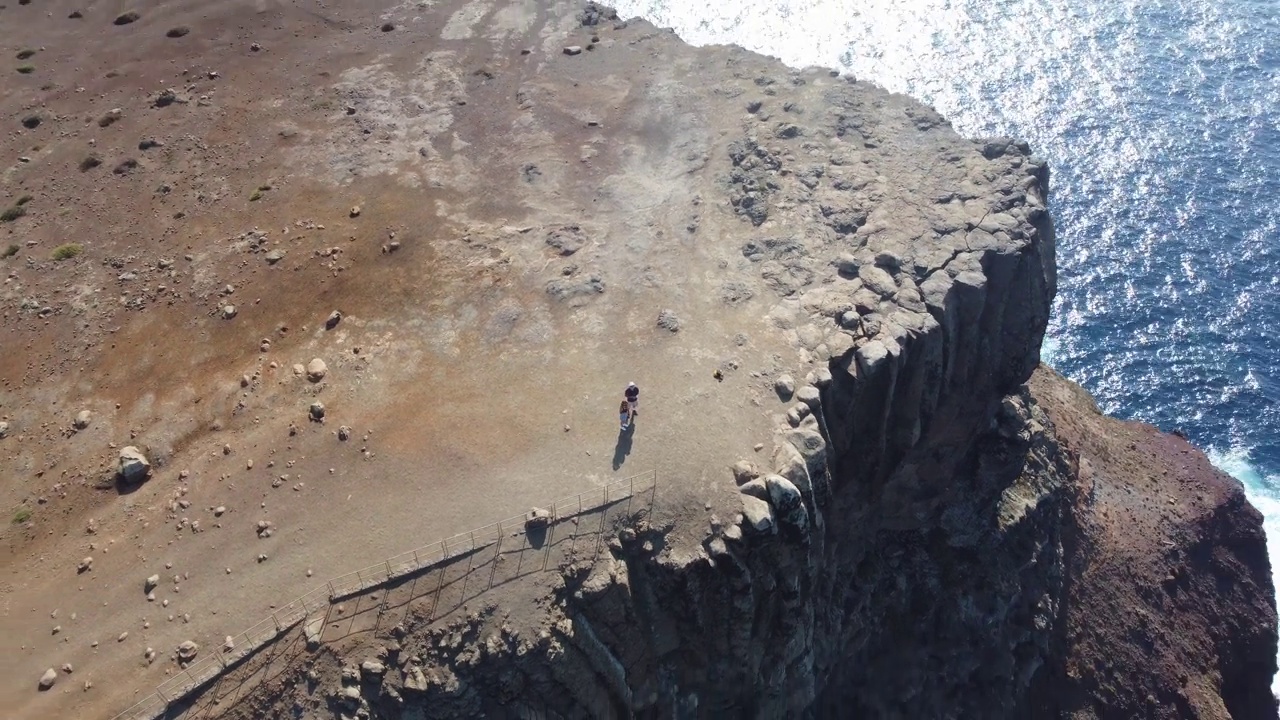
[202,3,1275,719]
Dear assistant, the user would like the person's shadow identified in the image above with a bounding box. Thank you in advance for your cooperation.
[612,423,634,470]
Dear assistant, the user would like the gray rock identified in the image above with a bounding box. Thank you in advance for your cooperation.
[765,474,809,533]
[858,264,898,297]
[545,225,586,256]
[306,358,328,382]
[264,249,285,264]
[337,425,351,441]
[361,660,386,676]
[786,402,811,427]
[118,446,151,484]
[656,309,681,332]
[309,402,325,421]
[738,478,768,500]
[774,374,795,400]
[739,495,775,534]
[784,427,827,473]
[796,385,822,408]
[222,305,237,319]
[177,640,199,662]
[305,617,324,649]
[403,666,429,692]
[773,442,812,496]
[77,556,93,573]
[0,421,8,438]
[525,507,553,529]
[73,410,92,429]
[38,668,57,690]
[563,45,583,55]
[223,635,235,653]
[325,310,342,329]
[731,460,759,485]
[145,574,160,591]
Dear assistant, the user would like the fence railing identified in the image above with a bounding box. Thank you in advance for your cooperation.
[108,470,656,720]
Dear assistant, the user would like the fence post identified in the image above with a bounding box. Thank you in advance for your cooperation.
[489,521,504,590]
[327,580,336,599]
[272,612,282,633]
[386,560,394,582]
[356,569,364,590]
[430,542,448,621]
[595,485,609,558]
[156,688,169,705]
[459,531,477,602]
[413,550,420,570]
[542,502,556,571]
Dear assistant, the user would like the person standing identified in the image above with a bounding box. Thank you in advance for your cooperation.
[619,399,631,431]
[625,382,639,417]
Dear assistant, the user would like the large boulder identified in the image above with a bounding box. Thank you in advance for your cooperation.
[306,358,328,382]
[765,474,810,535]
[118,446,151,484]
[740,495,775,534]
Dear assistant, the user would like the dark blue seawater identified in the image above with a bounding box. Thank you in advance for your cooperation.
[616,0,1280,684]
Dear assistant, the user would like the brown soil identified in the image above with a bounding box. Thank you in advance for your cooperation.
[0,0,789,716]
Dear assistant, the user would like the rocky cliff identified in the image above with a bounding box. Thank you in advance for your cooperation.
[6,0,1269,717]
[213,2,1275,716]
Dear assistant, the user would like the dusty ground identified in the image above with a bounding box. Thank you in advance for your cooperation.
[0,1,806,716]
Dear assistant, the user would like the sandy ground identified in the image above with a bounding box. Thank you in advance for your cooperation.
[0,0,802,716]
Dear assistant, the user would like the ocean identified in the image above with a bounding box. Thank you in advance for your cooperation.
[612,0,1280,687]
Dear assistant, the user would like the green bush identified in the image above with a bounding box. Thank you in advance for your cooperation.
[51,243,83,261]
[16,195,33,206]
[16,50,35,60]
[16,65,35,75]
[12,507,31,524]
[0,206,26,222]
[2,244,18,258]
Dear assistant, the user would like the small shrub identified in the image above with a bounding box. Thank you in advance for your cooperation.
[97,114,119,128]
[16,65,35,75]
[79,155,101,172]
[51,243,83,261]
[16,195,33,206]
[21,115,40,129]
[249,190,263,202]
[69,11,84,19]
[166,26,189,38]
[16,49,36,60]
[381,22,395,32]
[12,507,31,525]
[2,244,19,258]
[0,206,26,222]
[114,11,140,25]
[113,158,138,175]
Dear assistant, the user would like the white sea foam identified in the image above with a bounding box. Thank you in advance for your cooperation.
[1207,447,1280,695]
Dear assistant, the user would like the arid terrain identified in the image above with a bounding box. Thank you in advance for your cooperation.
[2,0,1275,719]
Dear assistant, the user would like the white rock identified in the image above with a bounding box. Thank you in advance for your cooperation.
[222,304,237,319]
[73,410,92,429]
[118,446,151,484]
[38,668,57,690]
[305,358,327,382]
